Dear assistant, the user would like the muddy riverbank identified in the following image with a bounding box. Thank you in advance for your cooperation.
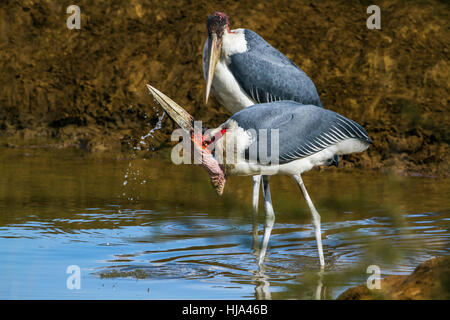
[0,0,448,176]
[338,256,450,299]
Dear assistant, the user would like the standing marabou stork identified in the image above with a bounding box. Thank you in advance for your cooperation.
[147,85,372,267]
[202,12,336,217]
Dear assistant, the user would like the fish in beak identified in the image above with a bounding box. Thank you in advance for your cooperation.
[146,84,226,195]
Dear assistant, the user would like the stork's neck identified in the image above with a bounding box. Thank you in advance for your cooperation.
[221,29,247,62]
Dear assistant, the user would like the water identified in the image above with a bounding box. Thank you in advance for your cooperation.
[0,147,449,299]
[134,109,165,151]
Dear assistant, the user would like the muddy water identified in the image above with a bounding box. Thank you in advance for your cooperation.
[0,147,448,299]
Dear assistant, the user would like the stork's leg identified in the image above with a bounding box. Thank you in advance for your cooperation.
[315,269,324,300]
[252,175,262,213]
[262,176,274,218]
[251,175,261,250]
[258,175,275,266]
[292,174,325,268]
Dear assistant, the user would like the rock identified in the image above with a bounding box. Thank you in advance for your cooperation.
[337,256,450,300]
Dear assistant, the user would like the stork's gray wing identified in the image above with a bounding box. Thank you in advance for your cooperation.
[229,101,371,165]
[228,29,323,107]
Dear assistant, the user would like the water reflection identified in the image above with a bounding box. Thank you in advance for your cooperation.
[0,147,449,299]
[253,265,272,300]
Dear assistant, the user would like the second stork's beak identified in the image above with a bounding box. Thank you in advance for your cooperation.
[205,32,222,104]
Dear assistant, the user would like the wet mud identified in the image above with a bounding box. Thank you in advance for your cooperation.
[0,0,448,175]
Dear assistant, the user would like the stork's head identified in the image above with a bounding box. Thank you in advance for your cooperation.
[205,12,230,104]
[206,12,230,37]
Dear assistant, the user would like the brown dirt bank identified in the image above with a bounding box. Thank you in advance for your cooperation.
[337,256,450,300]
[0,0,448,175]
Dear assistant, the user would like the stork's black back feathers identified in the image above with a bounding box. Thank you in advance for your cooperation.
[228,30,323,107]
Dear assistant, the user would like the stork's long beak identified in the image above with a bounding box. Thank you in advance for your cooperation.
[146,84,227,196]
[146,84,195,132]
[205,32,222,104]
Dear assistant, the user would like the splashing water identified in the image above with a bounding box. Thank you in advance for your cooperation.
[120,107,165,201]
[120,162,140,201]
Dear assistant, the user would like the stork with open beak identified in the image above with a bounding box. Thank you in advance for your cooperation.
[202,12,336,219]
[147,84,372,268]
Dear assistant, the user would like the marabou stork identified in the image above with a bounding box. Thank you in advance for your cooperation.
[202,12,337,218]
[147,84,372,267]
